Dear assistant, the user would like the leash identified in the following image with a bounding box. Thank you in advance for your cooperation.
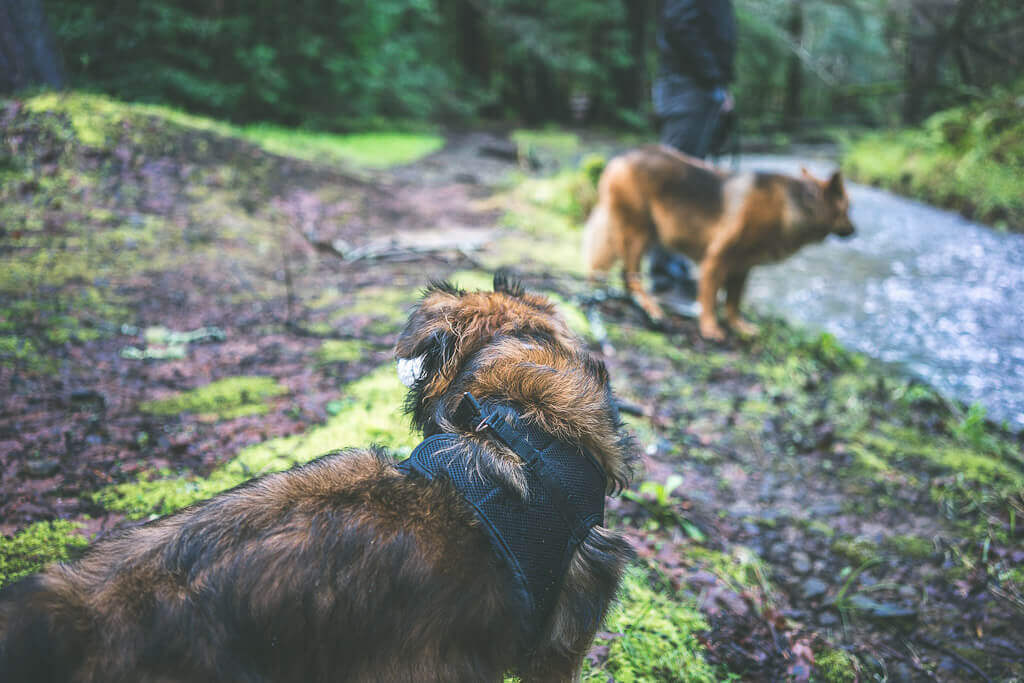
[397,392,607,645]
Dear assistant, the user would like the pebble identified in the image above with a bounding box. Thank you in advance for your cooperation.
[802,577,828,599]
[791,551,812,574]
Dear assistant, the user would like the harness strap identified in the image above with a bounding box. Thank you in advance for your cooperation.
[397,392,607,646]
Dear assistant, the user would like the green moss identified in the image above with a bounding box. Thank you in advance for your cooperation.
[814,647,858,683]
[241,125,444,168]
[511,129,580,156]
[315,339,371,365]
[583,566,717,682]
[139,376,287,419]
[97,365,414,517]
[882,534,934,560]
[863,423,1024,488]
[0,334,54,373]
[333,286,417,335]
[832,536,879,566]
[0,520,88,588]
[24,92,237,147]
[24,92,443,170]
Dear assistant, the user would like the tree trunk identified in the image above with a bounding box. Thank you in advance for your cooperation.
[615,0,650,113]
[454,0,489,84]
[782,0,803,130]
[0,0,64,93]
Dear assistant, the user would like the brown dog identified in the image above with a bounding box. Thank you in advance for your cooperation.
[0,274,634,682]
[583,146,855,339]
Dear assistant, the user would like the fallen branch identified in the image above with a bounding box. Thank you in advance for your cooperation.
[312,233,490,263]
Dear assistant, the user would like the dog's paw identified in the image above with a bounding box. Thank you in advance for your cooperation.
[731,319,760,337]
[699,321,726,341]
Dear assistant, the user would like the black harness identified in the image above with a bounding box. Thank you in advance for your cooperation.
[396,392,607,644]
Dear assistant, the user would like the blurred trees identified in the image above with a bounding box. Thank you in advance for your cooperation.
[18,0,1024,130]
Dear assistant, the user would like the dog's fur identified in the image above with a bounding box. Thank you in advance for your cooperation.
[583,145,855,339]
[0,274,634,683]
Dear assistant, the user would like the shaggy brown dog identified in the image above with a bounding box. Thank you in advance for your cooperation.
[584,145,855,339]
[0,274,634,682]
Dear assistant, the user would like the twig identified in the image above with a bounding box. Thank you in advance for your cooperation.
[614,398,647,417]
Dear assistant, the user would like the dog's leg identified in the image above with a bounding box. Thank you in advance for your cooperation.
[725,269,759,336]
[621,230,664,323]
[697,252,727,340]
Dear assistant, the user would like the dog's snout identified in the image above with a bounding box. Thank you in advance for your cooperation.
[835,221,856,238]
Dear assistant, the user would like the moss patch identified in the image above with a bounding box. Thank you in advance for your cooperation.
[315,339,371,365]
[140,376,288,420]
[814,647,859,683]
[240,125,444,168]
[0,520,88,588]
[24,92,443,170]
[583,566,717,682]
[511,129,580,156]
[333,286,418,336]
[98,365,414,517]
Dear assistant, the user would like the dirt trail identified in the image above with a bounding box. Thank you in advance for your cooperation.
[2,100,1022,680]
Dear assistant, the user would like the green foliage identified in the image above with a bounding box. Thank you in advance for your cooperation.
[844,81,1024,229]
[240,126,444,168]
[583,566,718,682]
[140,376,288,419]
[0,520,87,588]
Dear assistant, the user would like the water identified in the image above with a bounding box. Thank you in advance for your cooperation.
[739,155,1024,430]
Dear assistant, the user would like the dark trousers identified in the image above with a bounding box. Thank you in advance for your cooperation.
[650,77,721,294]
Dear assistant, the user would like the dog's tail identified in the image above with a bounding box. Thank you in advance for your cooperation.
[582,202,620,282]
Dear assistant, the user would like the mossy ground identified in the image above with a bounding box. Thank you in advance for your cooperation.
[139,376,288,419]
[3,93,1022,680]
[0,520,88,586]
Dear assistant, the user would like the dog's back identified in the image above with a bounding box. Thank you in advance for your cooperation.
[0,574,91,683]
[583,146,727,277]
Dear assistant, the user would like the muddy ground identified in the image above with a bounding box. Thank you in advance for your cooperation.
[1,95,1023,681]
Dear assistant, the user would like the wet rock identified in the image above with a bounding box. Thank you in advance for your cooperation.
[898,584,917,599]
[802,578,828,599]
[846,595,917,623]
[25,457,61,478]
[817,611,839,626]
[791,551,812,574]
[889,661,914,682]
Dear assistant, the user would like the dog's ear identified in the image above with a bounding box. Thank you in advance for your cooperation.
[397,312,462,431]
[493,270,525,297]
[825,170,845,199]
[800,166,816,182]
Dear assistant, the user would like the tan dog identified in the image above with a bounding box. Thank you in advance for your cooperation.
[583,146,855,339]
[0,274,633,682]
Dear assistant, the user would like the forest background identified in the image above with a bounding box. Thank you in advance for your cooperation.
[3,0,1021,132]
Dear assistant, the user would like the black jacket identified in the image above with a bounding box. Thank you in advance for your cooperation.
[656,0,737,88]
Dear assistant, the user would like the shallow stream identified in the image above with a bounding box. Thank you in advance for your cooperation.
[740,155,1024,430]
